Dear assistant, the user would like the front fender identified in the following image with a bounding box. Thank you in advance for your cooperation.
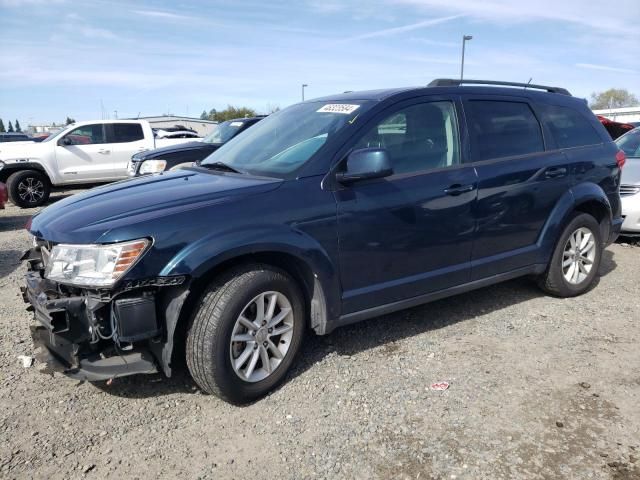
[0,160,56,184]
[160,223,341,322]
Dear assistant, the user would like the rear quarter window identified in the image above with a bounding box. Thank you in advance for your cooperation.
[466,100,545,161]
[108,123,144,143]
[539,104,603,149]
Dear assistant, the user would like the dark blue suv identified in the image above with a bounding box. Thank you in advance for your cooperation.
[22,79,625,403]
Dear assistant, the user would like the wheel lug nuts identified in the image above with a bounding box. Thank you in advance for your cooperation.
[253,344,258,350]
[268,328,272,333]
[263,342,267,347]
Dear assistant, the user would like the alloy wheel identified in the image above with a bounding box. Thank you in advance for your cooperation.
[229,291,294,382]
[562,227,596,285]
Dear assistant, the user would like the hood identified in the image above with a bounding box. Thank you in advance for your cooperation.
[137,141,220,159]
[29,169,282,244]
[0,141,48,160]
[621,157,640,185]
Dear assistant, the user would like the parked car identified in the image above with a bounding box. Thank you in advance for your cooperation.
[615,127,640,235]
[0,182,6,209]
[0,132,33,143]
[597,115,635,139]
[128,116,265,176]
[0,120,199,207]
[22,79,623,404]
[153,126,201,139]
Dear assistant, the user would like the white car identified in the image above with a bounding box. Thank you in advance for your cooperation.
[0,120,197,207]
[616,128,640,235]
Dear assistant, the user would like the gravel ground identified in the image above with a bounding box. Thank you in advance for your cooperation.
[1,189,639,479]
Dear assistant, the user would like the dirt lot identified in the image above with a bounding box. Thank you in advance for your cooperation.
[1,189,639,479]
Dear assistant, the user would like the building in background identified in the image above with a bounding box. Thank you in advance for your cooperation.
[130,116,218,136]
[592,106,640,124]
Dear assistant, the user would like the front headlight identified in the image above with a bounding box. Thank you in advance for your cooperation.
[45,239,150,287]
[139,159,167,175]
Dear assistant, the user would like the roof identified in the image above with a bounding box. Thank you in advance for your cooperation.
[308,80,577,105]
[131,115,219,124]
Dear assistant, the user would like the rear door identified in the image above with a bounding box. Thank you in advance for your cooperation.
[335,96,478,313]
[462,95,571,279]
[106,123,148,178]
[54,123,114,182]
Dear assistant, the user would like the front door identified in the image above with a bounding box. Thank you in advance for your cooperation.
[55,123,115,182]
[335,98,478,314]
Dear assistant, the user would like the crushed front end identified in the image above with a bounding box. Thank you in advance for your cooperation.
[21,238,188,382]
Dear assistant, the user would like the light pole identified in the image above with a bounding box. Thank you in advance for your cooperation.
[301,84,308,101]
[460,35,473,80]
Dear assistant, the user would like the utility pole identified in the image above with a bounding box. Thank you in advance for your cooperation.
[460,35,473,80]
[302,84,308,101]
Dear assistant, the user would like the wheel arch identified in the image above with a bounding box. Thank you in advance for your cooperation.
[158,244,338,378]
[537,182,612,263]
[0,162,52,184]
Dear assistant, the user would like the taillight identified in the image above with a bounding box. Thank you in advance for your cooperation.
[616,150,626,169]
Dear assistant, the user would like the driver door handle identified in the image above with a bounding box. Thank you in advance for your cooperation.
[98,149,111,154]
[444,184,475,196]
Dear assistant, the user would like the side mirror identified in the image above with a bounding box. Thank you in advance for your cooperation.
[336,148,393,184]
[59,137,72,146]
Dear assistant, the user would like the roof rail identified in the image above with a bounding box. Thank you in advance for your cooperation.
[428,78,571,96]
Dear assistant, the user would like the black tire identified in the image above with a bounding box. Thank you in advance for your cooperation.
[538,212,602,297]
[186,264,305,404]
[7,170,51,208]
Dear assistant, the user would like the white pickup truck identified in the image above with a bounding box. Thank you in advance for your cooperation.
[0,120,200,207]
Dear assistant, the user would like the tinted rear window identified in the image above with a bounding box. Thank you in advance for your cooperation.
[467,100,544,161]
[108,123,144,143]
[539,104,602,148]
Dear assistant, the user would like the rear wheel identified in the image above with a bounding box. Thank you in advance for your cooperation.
[186,264,305,403]
[538,213,602,297]
[7,170,51,208]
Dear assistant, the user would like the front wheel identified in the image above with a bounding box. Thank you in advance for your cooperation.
[186,264,305,404]
[538,213,602,297]
[6,170,51,208]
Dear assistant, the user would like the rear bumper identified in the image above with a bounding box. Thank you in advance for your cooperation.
[608,216,624,244]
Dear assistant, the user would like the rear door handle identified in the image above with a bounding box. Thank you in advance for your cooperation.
[444,184,475,196]
[545,167,567,178]
[98,149,111,154]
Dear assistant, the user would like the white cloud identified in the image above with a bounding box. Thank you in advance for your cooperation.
[344,14,462,41]
[576,63,638,75]
[133,9,198,21]
[389,0,640,37]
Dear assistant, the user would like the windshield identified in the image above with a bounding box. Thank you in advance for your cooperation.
[201,101,370,177]
[203,120,248,144]
[617,128,640,157]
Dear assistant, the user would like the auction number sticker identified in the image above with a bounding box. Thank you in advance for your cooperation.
[317,104,360,114]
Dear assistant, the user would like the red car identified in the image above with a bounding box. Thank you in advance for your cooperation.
[0,182,7,209]
[597,115,635,140]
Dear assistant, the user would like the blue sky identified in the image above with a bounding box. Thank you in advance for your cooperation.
[1,0,638,126]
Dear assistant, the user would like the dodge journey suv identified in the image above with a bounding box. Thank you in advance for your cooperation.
[22,79,624,403]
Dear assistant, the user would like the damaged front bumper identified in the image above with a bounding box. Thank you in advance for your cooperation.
[21,246,188,382]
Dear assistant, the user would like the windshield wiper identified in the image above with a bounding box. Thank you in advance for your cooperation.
[200,161,244,174]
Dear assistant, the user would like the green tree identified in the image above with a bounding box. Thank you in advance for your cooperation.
[199,110,208,120]
[210,105,257,122]
[14,119,21,132]
[0,119,5,133]
[590,88,639,109]
[7,121,13,132]
[65,117,75,125]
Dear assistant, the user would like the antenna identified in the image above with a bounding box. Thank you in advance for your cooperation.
[524,78,533,90]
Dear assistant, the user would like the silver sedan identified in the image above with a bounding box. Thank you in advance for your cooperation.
[616,128,640,235]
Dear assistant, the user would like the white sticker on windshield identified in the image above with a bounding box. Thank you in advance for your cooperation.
[317,104,360,114]
[230,121,244,127]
